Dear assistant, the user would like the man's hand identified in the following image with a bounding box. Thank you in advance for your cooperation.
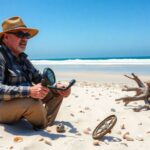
[56,83,71,97]
[29,83,49,100]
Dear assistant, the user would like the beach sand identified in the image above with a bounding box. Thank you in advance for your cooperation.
[0,72,150,150]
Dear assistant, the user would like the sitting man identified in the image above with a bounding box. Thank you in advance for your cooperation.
[0,16,71,129]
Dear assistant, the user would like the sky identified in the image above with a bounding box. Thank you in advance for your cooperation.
[0,0,150,59]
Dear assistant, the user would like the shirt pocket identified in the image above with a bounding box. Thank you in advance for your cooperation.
[7,69,25,85]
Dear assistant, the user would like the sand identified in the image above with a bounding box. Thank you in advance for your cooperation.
[0,73,150,150]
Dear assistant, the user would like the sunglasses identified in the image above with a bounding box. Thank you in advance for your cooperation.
[8,31,31,39]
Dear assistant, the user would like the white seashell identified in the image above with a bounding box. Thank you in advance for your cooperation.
[123,132,134,141]
[125,135,134,141]
[46,127,51,133]
[136,136,144,141]
[104,139,109,145]
[123,132,129,139]
[113,137,122,142]
[83,129,90,134]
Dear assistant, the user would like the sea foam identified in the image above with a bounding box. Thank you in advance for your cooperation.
[31,59,150,65]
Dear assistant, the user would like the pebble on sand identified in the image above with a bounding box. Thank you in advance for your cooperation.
[44,139,52,146]
[93,140,100,146]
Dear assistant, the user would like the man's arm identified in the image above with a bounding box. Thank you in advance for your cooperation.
[0,58,30,101]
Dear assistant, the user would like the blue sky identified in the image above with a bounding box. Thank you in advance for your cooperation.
[0,0,150,59]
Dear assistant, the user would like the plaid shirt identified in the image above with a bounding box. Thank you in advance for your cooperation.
[0,44,42,101]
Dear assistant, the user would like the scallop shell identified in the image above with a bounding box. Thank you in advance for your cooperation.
[13,136,23,143]
[125,135,134,141]
[123,132,129,139]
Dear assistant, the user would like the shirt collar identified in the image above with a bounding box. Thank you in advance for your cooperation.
[1,44,28,60]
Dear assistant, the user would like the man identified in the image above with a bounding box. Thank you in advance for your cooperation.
[0,16,71,129]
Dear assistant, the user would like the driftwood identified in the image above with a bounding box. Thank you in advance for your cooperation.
[116,73,150,111]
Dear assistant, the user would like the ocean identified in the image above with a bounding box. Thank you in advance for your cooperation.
[31,58,150,75]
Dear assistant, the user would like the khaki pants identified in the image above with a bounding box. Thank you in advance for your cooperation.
[0,93,63,129]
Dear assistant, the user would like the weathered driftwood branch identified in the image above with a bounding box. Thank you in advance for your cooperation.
[116,73,150,111]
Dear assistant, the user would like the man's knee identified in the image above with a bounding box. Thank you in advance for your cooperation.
[23,99,48,129]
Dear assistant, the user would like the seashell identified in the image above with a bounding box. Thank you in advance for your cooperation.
[87,127,91,131]
[13,136,23,143]
[125,136,134,141]
[104,139,109,145]
[83,129,90,134]
[38,137,44,141]
[136,136,144,141]
[97,119,101,122]
[93,140,100,146]
[110,108,116,112]
[79,110,85,113]
[123,132,134,141]
[146,130,150,133]
[46,127,51,133]
[121,124,125,129]
[123,132,129,139]
[56,123,65,133]
[70,113,75,117]
[9,146,13,149]
[113,137,122,142]
[44,140,52,146]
